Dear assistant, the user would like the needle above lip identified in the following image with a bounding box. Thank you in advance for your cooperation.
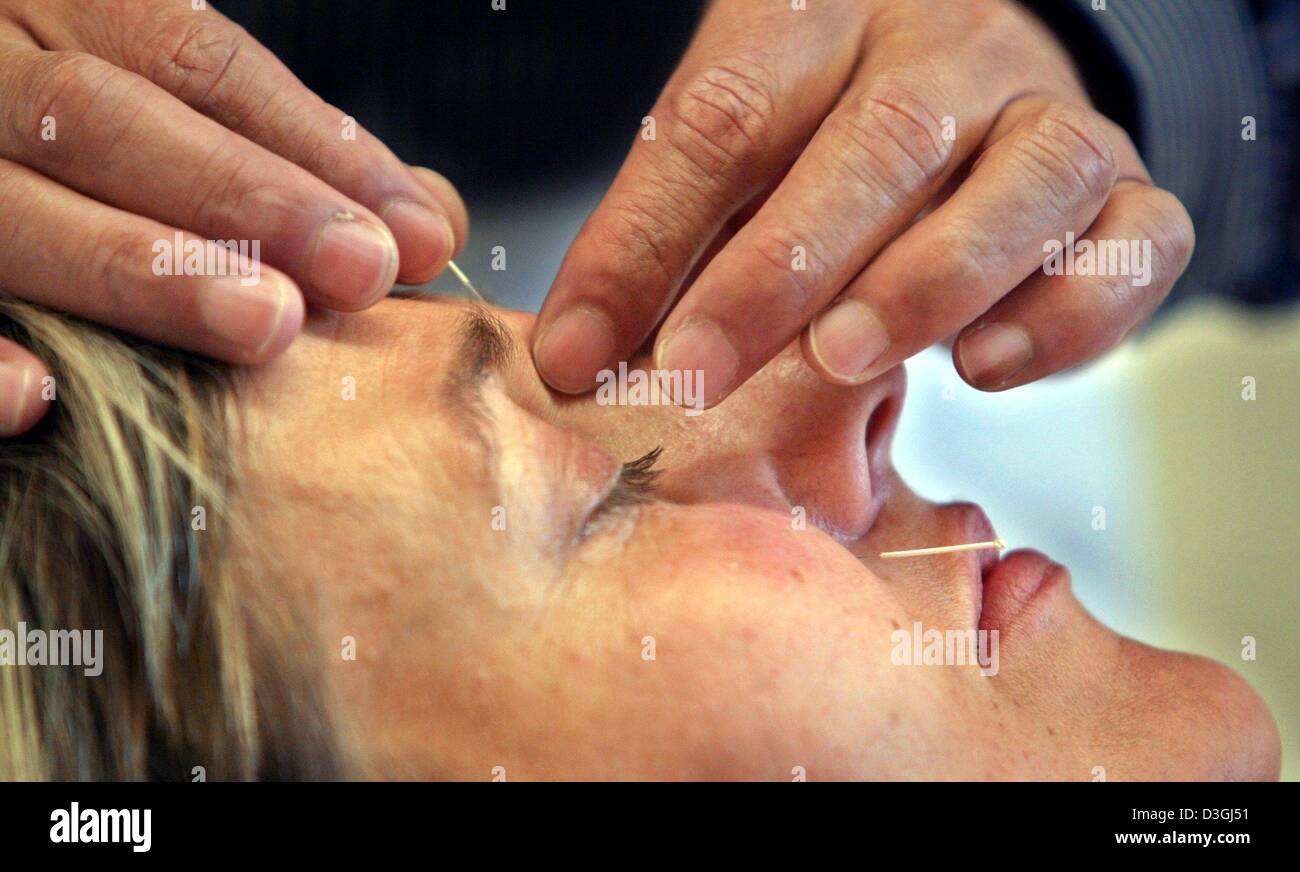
[879,538,1006,559]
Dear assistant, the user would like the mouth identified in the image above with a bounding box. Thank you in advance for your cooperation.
[979,549,1069,633]
[853,481,1069,632]
[933,502,1066,631]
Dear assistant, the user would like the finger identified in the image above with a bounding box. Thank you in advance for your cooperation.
[33,0,460,283]
[674,163,791,306]
[0,158,303,363]
[652,62,1001,407]
[0,338,52,437]
[954,182,1193,389]
[532,1,869,393]
[0,46,396,311]
[0,18,37,50]
[410,166,469,258]
[651,0,1108,407]
[802,97,1133,386]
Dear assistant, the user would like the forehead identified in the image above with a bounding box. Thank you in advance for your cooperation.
[246,295,502,486]
[307,294,478,354]
[302,295,531,395]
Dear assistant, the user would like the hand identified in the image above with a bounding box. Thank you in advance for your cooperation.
[0,0,467,435]
[533,0,1193,407]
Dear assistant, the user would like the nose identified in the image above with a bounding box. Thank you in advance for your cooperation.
[568,342,906,540]
[701,344,905,538]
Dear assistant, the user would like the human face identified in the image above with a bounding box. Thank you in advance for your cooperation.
[229,296,1279,780]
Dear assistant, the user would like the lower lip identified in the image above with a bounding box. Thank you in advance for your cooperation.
[979,550,1067,632]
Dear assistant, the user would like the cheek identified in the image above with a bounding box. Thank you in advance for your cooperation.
[634,506,868,588]
[561,509,1006,777]
[603,506,930,675]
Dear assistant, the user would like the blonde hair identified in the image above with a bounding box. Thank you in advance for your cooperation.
[0,297,343,780]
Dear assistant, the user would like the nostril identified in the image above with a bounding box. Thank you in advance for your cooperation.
[866,395,900,458]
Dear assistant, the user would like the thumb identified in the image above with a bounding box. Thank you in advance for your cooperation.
[0,339,52,437]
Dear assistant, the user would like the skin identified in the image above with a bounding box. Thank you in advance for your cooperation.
[0,0,468,433]
[534,0,1194,407]
[1,0,1194,436]
[229,296,1278,780]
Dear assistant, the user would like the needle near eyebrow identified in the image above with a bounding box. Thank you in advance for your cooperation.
[879,538,1007,559]
[447,259,485,302]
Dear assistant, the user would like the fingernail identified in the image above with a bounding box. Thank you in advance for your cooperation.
[198,272,300,359]
[534,305,617,394]
[958,323,1034,388]
[656,319,739,407]
[381,199,453,283]
[808,298,890,382]
[0,361,34,436]
[307,213,399,309]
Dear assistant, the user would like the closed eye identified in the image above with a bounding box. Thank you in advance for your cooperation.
[582,447,663,536]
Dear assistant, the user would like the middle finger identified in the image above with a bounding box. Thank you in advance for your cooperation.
[0,46,398,310]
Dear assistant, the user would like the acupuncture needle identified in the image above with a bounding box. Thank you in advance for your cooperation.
[879,538,1007,559]
[447,256,997,563]
[446,259,485,302]
[447,256,993,561]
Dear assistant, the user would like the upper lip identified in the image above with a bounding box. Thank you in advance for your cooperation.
[911,502,1001,627]
[857,492,1063,631]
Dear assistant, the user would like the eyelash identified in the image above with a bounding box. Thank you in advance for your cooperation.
[582,446,663,534]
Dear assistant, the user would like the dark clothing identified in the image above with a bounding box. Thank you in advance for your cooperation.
[1022,0,1298,304]
[217,0,1298,304]
[215,1,701,192]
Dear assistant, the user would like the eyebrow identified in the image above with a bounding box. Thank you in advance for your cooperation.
[455,304,520,383]
[441,303,520,452]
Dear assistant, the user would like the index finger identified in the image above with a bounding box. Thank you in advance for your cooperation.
[40,0,465,283]
[652,67,992,407]
[532,1,868,393]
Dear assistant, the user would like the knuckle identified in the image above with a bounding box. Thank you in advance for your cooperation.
[141,14,252,111]
[1041,263,1132,349]
[1088,270,1139,333]
[589,198,684,292]
[1079,278,1141,351]
[828,83,953,206]
[924,221,998,300]
[184,181,231,232]
[667,56,777,176]
[184,152,269,228]
[963,0,1044,58]
[288,126,350,175]
[0,162,25,209]
[843,84,952,178]
[21,51,114,136]
[1132,186,1196,273]
[90,228,152,313]
[747,224,824,314]
[1017,105,1118,202]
